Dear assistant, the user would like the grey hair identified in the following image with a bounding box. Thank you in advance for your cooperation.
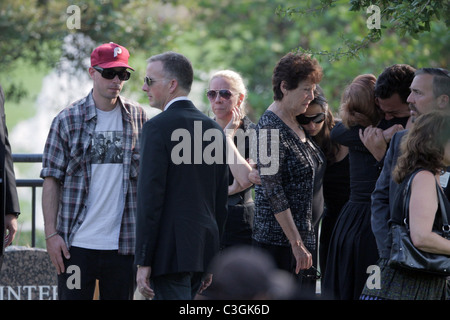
[147,51,194,93]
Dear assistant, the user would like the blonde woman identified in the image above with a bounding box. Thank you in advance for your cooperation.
[207,70,255,248]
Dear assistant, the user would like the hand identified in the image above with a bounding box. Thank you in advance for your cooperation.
[291,240,312,274]
[248,161,261,185]
[46,234,70,275]
[382,124,404,143]
[224,106,242,139]
[359,126,387,162]
[136,266,155,299]
[4,214,18,247]
[198,273,213,294]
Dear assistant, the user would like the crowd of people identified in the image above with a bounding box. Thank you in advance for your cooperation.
[1,41,449,300]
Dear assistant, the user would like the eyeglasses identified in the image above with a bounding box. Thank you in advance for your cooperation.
[144,76,167,87]
[297,113,326,125]
[93,66,130,81]
[206,89,235,101]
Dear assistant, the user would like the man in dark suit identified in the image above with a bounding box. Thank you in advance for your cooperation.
[371,68,450,261]
[0,84,20,269]
[135,52,228,300]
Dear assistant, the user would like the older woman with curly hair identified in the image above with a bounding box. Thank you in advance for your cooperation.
[252,52,324,297]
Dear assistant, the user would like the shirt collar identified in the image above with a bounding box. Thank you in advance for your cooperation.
[164,96,190,111]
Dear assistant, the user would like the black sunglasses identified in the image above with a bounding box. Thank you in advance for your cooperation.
[93,66,130,81]
[144,76,167,87]
[297,113,326,125]
[206,89,235,101]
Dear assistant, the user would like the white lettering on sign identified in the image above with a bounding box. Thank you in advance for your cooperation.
[0,285,58,300]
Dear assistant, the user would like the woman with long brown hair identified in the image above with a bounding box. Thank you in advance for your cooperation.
[361,110,450,300]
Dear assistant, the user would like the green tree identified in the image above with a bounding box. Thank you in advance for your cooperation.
[182,0,448,117]
[1,0,447,117]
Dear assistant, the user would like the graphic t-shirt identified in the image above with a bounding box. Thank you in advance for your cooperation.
[72,105,124,250]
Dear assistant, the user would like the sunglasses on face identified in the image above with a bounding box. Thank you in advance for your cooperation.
[297,112,326,125]
[206,89,235,101]
[144,76,167,87]
[93,66,130,81]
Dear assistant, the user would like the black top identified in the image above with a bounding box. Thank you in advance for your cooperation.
[323,153,350,217]
[390,169,450,231]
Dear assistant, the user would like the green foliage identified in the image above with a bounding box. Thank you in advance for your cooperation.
[0,0,448,119]
[278,0,449,61]
[1,0,447,238]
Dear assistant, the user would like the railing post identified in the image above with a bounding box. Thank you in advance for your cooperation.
[12,154,43,248]
[32,186,36,247]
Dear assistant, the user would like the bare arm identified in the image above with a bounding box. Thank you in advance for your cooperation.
[228,178,249,195]
[42,177,70,274]
[409,171,450,255]
[224,107,252,189]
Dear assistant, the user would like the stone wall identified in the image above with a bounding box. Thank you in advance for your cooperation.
[0,246,57,300]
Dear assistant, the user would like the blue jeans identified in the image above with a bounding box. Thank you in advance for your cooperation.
[151,272,204,300]
[57,246,135,300]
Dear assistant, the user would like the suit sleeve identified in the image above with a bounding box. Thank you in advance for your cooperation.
[4,126,20,215]
[0,86,20,216]
[371,131,401,258]
[135,121,169,266]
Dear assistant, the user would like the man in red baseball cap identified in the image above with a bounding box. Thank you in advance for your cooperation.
[41,42,148,300]
[87,42,136,106]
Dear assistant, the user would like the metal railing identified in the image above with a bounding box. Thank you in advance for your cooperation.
[12,154,43,247]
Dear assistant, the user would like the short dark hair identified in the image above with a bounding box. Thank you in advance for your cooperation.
[147,51,194,93]
[414,68,450,98]
[272,52,322,101]
[374,64,416,103]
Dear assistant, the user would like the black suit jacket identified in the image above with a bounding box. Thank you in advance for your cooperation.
[0,85,20,265]
[135,100,228,277]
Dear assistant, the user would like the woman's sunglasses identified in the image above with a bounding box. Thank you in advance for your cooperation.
[93,66,131,81]
[297,112,326,125]
[206,89,235,101]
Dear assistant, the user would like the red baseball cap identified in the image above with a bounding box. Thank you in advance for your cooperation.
[90,42,134,70]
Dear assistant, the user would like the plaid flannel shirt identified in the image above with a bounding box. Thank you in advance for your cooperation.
[40,91,148,255]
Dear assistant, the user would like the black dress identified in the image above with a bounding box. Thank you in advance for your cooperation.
[221,116,256,248]
[322,117,408,300]
[319,153,350,279]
